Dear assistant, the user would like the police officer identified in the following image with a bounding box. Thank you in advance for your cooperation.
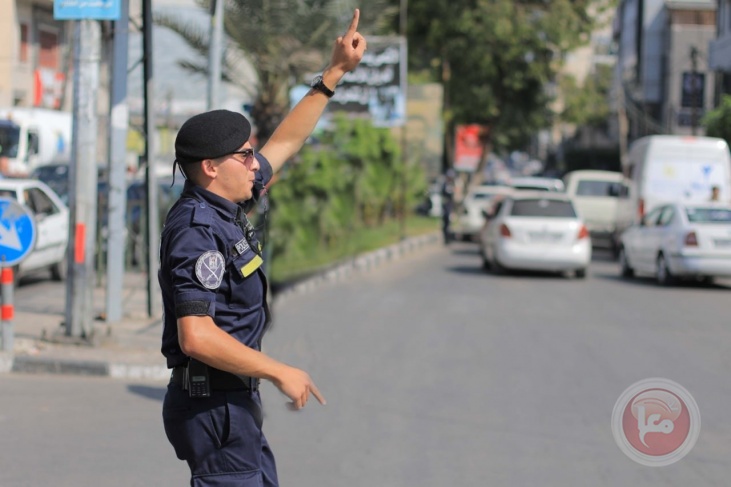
[158,10,365,486]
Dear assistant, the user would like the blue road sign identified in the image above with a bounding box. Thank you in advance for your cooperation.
[54,0,121,20]
[0,198,37,267]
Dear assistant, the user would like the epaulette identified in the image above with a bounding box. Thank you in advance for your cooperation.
[191,201,214,227]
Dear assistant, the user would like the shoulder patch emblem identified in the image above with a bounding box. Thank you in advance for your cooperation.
[195,250,225,289]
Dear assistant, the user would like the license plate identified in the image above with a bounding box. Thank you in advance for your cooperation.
[528,232,563,242]
[713,238,731,248]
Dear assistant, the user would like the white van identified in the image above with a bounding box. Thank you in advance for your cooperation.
[563,170,630,251]
[623,136,731,223]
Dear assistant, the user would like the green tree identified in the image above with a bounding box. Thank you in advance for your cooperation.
[703,94,731,145]
[269,116,425,265]
[408,0,611,156]
[155,0,398,144]
[560,63,613,130]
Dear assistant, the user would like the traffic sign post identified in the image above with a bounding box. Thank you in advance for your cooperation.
[0,198,37,352]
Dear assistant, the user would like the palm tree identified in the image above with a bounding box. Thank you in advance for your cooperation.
[155,0,398,144]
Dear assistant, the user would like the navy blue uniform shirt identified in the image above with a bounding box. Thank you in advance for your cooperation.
[159,153,273,368]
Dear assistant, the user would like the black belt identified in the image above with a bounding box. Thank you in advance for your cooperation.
[170,366,259,392]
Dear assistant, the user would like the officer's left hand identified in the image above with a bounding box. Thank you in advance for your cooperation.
[273,364,326,410]
[328,8,367,77]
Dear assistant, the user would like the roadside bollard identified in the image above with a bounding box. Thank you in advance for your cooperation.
[1,266,13,352]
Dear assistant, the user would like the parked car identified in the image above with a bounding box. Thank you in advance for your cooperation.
[618,202,731,285]
[508,176,565,192]
[31,163,109,206]
[452,184,513,241]
[0,179,69,282]
[478,192,591,277]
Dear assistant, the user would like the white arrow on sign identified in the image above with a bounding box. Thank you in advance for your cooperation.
[0,221,22,251]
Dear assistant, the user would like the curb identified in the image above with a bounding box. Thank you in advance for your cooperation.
[7,355,171,380]
[1,231,441,379]
[273,232,441,305]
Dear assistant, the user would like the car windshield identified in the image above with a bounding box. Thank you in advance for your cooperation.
[0,121,20,158]
[510,199,576,218]
[576,180,621,197]
[685,207,731,223]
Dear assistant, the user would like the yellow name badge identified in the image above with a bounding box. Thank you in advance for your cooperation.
[240,254,264,278]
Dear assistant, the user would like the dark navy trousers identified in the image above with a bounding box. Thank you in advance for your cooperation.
[163,384,278,487]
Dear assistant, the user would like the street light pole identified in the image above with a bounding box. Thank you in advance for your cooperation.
[142,0,159,317]
[207,0,224,110]
[65,19,101,338]
[398,0,408,241]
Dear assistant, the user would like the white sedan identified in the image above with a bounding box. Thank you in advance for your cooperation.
[478,193,592,278]
[452,184,513,241]
[618,202,731,285]
[0,179,69,282]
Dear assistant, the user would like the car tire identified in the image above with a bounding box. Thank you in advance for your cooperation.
[12,265,21,288]
[656,254,675,286]
[51,260,67,281]
[492,256,507,275]
[575,268,587,279]
[619,247,634,278]
[481,252,491,271]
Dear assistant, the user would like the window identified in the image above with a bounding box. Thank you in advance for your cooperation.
[19,24,29,63]
[658,206,675,226]
[510,199,577,218]
[686,208,731,223]
[38,29,59,69]
[576,180,623,197]
[642,208,663,227]
[25,188,58,217]
[27,131,39,156]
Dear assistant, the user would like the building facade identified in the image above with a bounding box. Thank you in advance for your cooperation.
[709,0,731,94]
[614,0,716,140]
[0,0,72,110]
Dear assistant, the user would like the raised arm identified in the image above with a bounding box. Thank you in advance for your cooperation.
[259,8,366,174]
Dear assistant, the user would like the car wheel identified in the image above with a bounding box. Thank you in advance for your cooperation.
[480,250,491,271]
[51,260,67,281]
[575,268,587,279]
[656,254,675,286]
[619,247,634,278]
[492,254,507,275]
[11,265,21,288]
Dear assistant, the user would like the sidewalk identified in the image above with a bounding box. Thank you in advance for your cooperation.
[0,232,440,380]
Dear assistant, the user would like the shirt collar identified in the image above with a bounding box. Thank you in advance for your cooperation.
[181,180,240,220]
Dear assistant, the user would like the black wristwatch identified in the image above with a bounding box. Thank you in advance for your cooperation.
[310,75,335,98]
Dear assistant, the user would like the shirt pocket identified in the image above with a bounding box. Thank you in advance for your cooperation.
[226,251,264,309]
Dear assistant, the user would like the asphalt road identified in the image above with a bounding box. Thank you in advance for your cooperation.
[2,243,730,486]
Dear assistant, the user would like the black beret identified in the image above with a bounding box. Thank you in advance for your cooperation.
[175,109,251,163]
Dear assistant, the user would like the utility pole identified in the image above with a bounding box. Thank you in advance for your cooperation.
[105,0,130,323]
[207,0,224,110]
[690,46,699,136]
[398,0,408,240]
[143,0,160,316]
[65,19,101,338]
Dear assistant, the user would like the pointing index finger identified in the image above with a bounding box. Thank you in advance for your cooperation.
[345,8,360,37]
[311,383,327,406]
